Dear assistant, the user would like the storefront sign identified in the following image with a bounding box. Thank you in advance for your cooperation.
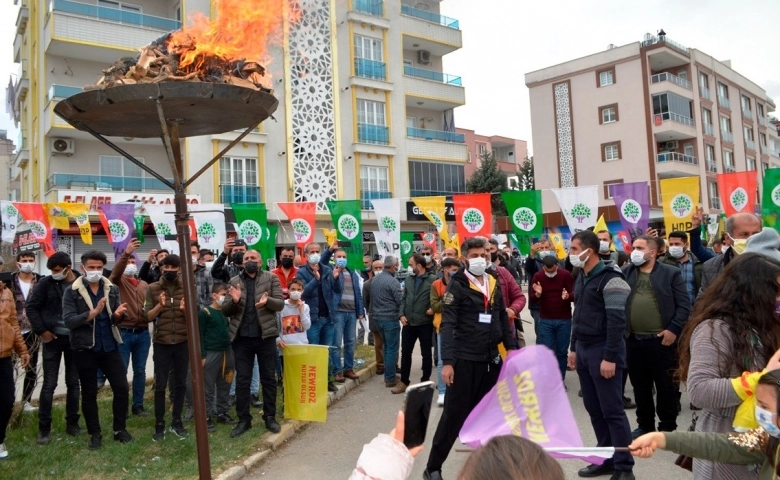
[405,201,456,222]
[55,191,201,215]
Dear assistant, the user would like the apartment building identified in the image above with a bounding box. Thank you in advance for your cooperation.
[0,130,14,200]
[10,0,466,265]
[456,128,528,180]
[525,31,780,226]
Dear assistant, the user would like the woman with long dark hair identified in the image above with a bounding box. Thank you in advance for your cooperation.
[677,253,780,479]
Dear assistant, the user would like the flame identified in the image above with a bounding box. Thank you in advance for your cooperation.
[167,0,294,82]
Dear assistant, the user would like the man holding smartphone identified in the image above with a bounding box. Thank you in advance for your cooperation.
[211,237,247,283]
[423,237,516,480]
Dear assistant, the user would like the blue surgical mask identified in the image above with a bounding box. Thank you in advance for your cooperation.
[755,405,780,438]
[335,258,348,268]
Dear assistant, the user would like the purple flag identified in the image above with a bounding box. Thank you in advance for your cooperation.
[459,345,611,465]
[99,204,136,262]
[611,182,650,240]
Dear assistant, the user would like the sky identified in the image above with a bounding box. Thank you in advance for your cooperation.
[2,0,779,153]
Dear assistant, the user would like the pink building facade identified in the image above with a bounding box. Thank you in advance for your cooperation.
[457,128,528,180]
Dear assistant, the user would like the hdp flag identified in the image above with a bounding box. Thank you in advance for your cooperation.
[453,193,493,240]
[762,168,780,232]
[13,203,56,257]
[660,177,699,232]
[231,203,267,247]
[326,200,363,270]
[278,202,317,256]
[717,171,758,216]
[399,232,415,268]
[501,190,543,254]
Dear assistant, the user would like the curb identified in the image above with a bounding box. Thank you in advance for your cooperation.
[213,361,378,480]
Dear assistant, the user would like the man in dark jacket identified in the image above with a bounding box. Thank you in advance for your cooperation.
[26,251,83,445]
[361,260,384,370]
[222,249,284,437]
[370,256,403,388]
[524,239,555,340]
[698,212,762,298]
[138,248,167,284]
[566,231,635,480]
[658,231,702,307]
[211,237,246,283]
[331,249,365,382]
[621,236,691,439]
[63,250,132,450]
[393,254,436,395]
[424,237,516,480]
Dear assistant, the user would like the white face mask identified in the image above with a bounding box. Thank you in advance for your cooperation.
[289,291,302,301]
[538,250,552,258]
[630,250,647,266]
[308,253,321,265]
[217,295,226,306]
[204,261,214,271]
[544,270,557,278]
[569,250,589,268]
[423,255,432,264]
[123,264,138,277]
[407,266,415,275]
[51,270,67,281]
[468,257,487,276]
[599,241,611,254]
[85,270,102,284]
[192,256,200,265]
[19,262,35,273]
[668,246,685,259]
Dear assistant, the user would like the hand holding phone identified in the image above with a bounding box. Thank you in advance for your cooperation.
[402,381,435,450]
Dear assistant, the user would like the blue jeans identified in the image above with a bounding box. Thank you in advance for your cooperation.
[537,319,572,380]
[333,311,357,374]
[436,332,446,395]
[376,317,400,383]
[308,316,336,379]
[229,359,259,396]
[530,307,541,344]
[118,328,151,409]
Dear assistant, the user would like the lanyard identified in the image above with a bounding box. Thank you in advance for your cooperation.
[464,270,490,313]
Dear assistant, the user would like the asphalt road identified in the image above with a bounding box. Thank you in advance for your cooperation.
[248,306,695,480]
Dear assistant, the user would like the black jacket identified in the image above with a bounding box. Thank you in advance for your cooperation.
[621,262,692,336]
[440,269,515,365]
[62,276,124,350]
[138,261,160,284]
[26,272,81,336]
[211,252,243,283]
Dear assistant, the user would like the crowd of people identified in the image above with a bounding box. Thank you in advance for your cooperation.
[2,208,780,480]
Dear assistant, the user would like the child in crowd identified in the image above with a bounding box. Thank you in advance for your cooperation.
[276,279,312,381]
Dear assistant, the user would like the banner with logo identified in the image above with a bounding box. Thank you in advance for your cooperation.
[58,203,92,245]
[411,196,451,244]
[321,228,337,247]
[1,200,20,244]
[549,233,568,260]
[190,204,226,253]
[610,182,650,239]
[718,171,758,217]
[144,204,179,254]
[372,198,401,258]
[551,186,599,233]
[98,204,136,261]
[278,202,317,255]
[422,232,437,253]
[45,203,71,230]
[444,233,460,255]
[453,193,492,240]
[400,232,415,268]
[283,344,329,422]
[13,203,55,257]
[501,190,543,255]
[231,203,267,248]
[762,168,780,233]
[259,225,278,270]
[326,200,363,270]
[660,177,699,232]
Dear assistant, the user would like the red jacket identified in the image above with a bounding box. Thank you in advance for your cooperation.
[494,265,526,316]
[271,266,298,299]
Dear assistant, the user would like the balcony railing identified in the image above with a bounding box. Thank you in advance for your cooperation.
[361,190,392,210]
[657,152,698,165]
[706,160,718,173]
[704,123,714,136]
[220,185,261,204]
[718,95,731,109]
[654,112,695,127]
[407,127,465,143]
[759,115,768,126]
[746,139,756,151]
[651,72,691,90]
[401,4,459,29]
[742,107,753,119]
[724,165,736,173]
[403,65,462,85]
[47,173,173,192]
[721,130,734,143]
[354,58,386,81]
[51,0,181,30]
[358,123,390,145]
[48,84,83,102]
[15,131,26,153]
[761,144,769,155]
[710,197,722,210]
[771,149,779,158]
[700,86,711,100]
[352,0,383,17]
[642,34,689,55]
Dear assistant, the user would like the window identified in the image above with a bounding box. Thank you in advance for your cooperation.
[720,116,731,133]
[219,156,259,203]
[758,104,765,117]
[684,143,694,157]
[597,68,614,87]
[602,142,621,161]
[603,179,622,199]
[354,34,383,62]
[747,157,757,171]
[477,143,487,156]
[358,99,386,126]
[409,160,465,197]
[360,165,390,209]
[708,181,720,209]
[599,104,618,124]
[717,82,729,99]
[764,162,770,172]
[744,127,754,141]
[699,72,709,89]
[706,145,715,162]
[406,116,417,129]
[702,108,712,125]
[741,96,751,112]
[100,155,143,178]
[652,93,694,124]
[98,0,142,12]
[723,150,734,170]
[760,133,768,146]
[677,69,688,81]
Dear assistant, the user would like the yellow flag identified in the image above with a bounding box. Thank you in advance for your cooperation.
[321,228,337,246]
[593,215,617,252]
[660,177,700,232]
[412,196,451,243]
[60,203,92,245]
[549,233,567,260]
[283,344,329,422]
[45,203,71,230]
[443,233,460,255]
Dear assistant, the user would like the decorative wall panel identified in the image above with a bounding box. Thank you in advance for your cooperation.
[554,82,575,188]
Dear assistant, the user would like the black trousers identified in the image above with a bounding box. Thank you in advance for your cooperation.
[22,331,40,403]
[626,335,679,432]
[400,323,434,385]
[39,335,80,433]
[0,357,14,443]
[73,348,129,435]
[427,358,500,472]
[233,335,277,423]
[153,342,189,425]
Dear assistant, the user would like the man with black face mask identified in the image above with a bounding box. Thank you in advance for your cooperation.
[211,237,247,283]
[271,247,297,299]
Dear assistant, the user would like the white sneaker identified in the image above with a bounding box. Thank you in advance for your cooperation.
[437,394,445,407]
[23,402,37,413]
[0,443,7,459]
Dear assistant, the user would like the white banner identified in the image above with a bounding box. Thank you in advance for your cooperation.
[143,204,179,255]
[190,203,226,253]
[552,186,599,233]
[371,198,401,258]
[55,191,200,215]
[1,200,19,243]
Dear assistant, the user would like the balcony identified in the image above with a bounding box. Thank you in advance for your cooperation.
[759,116,768,127]
[651,72,691,90]
[46,0,181,63]
[358,123,390,145]
[400,5,462,56]
[746,139,756,151]
[700,86,711,100]
[704,123,714,136]
[403,67,465,110]
[710,197,722,210]
[14,133,29,169]
[401,4,459,28]
[406,137,468,161]
[742,107,753,119]
[718,96,731,110]
[721,130,734,143]
[724,165,736,173]
[654,112,694,127]
[656,152,699,178]
[642,34,689,56]
[47,173,174,193]
[220,185,261,204]
[771,149,780,158]
[657,152,698,166]
[404,65,462,85]
[354,58,387,81]
[407,127,464,143]
[761,144,769,155]
[352,0,383,17]
[361,190,392,210]
[16,2,29,36]
[706,160,718,173]
[652,112,697,140]
[48,84,83,102]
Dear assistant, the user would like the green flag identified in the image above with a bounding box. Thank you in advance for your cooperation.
[762,168,780,233]
[326,200,363,270]
[231,203,267,248]
[260,224,278,270]
[399,232,415,268]
[133,214,145,244]
[501,190,543,254]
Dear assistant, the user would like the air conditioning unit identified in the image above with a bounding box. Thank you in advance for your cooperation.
[417,50,431,65]
[51,138,75,155]
[664,140,678,151]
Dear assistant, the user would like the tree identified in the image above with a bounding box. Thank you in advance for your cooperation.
[730,189,747,210]
[463,209,484,232]
[155,223,172,236]
[197,222,217,243]
[513,207,536,231]
[671,195,692,217]
[291,219,311,242]
[108,220,128,242]
[380,216,397,235]
[516,155,535,191]
[239,221,261,244]
[570,203,591,223]
[338,215,359,239]
[28,221,47,239]
[467,151,508,216]
[621,201,641,222]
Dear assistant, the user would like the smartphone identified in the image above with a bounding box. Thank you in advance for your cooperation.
[402,381,435,449]
[234,238,246,247]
